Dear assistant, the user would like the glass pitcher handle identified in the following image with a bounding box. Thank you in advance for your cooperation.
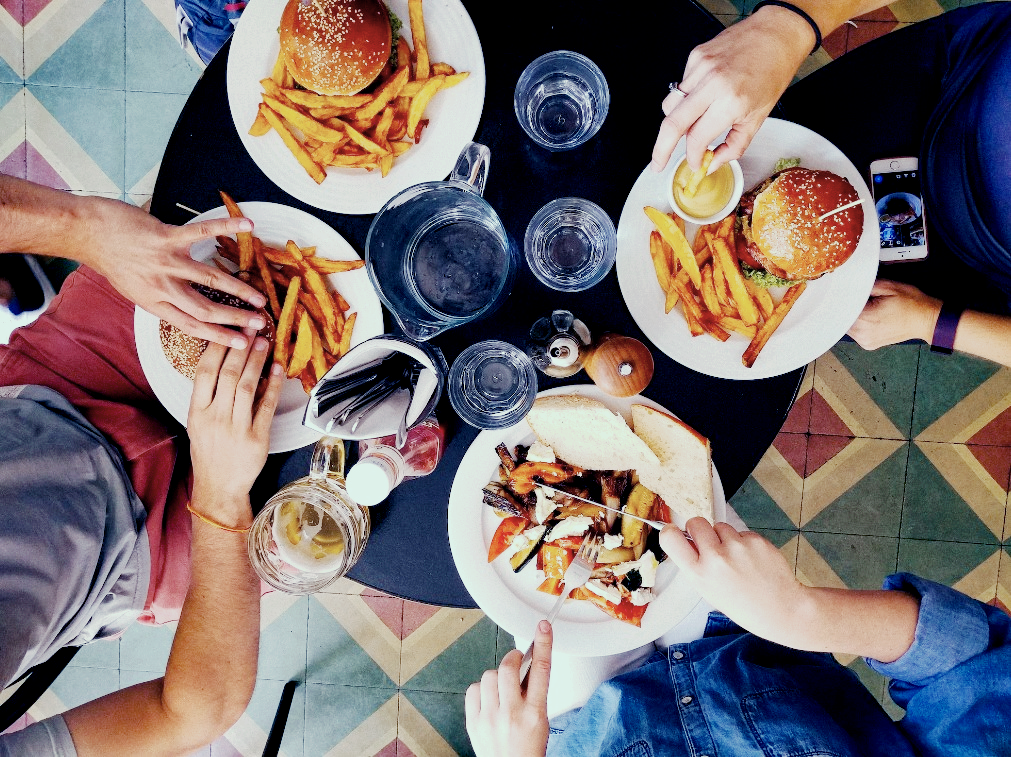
[450,142,490,196]
[309,435,347,483]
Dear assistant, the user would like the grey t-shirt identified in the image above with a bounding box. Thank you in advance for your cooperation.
[0,385,150,753]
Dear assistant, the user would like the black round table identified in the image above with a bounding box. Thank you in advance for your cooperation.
[151,0,804,608]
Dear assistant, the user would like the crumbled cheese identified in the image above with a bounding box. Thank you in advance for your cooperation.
[533,487,556,525]
[546,515,593,541]
[526,442,556,463]
[501,525,545,560]
[609,553,659,588]
[602,533,624,550]
[585,579,623,605]
[629,588,653,606]
[523,525,546,542]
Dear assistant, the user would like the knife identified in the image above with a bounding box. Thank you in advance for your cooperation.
[534,483,693,540]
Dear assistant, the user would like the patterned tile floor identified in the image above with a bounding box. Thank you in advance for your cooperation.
[2,0,1010,754]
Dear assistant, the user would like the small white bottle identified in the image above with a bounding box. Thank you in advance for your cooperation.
[345,445,406,507]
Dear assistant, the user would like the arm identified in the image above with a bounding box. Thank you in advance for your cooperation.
[651,0,891,173]
[465,620,552,757]
[847,279,1011,368]
[660,520,919,663]
[0,175,267,347]
[63,336,283,756]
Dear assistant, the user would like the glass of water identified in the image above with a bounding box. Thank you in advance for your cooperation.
[448,340,539,430]
[524,197,617,292]
[514,50,609,151]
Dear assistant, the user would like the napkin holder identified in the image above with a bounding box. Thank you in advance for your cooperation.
[303,335,448,440]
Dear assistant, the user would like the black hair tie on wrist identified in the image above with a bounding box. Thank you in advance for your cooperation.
[752,1,823,55]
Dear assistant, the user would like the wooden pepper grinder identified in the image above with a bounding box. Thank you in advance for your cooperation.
[582,333,654,397]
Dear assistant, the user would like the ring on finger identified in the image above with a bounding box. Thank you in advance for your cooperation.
[668,81,688,98]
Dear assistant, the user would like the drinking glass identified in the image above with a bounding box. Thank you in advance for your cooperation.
[247,436,370,594]
[514,51,609,151]
[524,197,616,291]
[448,341,539,430]
[366,142,519,341]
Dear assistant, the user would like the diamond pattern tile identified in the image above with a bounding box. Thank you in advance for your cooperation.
[9,5,1010,755]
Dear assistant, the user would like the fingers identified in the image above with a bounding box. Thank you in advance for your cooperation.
[651,94,708,173]
[464,682,481,724]
[659,523,700,569]
[211,332,255,408]
[182,258,267,310]
[685,516,721,555]
[713,521,743,544]
[497,649,523,708]
[479,668,500,713]
[155,302,251,349]
[190,341,227,411]
[253,362,285,438]
[177,282,267,331]
[524,620,553,711]
[176,215,254,245]
[232,336,270,423]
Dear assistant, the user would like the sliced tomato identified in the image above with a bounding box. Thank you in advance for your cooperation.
[487,516,528,562]
[568,586,648,628]
[536,577,564,596]
[540,544,574,580]
[735,230,762,269]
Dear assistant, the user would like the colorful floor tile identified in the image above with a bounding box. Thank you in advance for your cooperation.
[4,3,1010,754]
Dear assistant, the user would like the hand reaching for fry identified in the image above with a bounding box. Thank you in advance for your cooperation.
[847,279,941,350]
[651,9,811,174]
[75,195,269,349]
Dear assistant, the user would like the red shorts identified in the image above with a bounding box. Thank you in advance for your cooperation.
[0,267,192,624]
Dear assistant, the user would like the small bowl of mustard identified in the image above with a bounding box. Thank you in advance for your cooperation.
[665,149,744,226]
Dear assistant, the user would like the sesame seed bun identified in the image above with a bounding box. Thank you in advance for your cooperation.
[159,285,276,380]
[279,0,392,96]
[747,167,864,281]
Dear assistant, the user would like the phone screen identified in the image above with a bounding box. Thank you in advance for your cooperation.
[871,168,926,251]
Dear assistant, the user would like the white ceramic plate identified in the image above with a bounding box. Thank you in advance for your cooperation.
[134,202,385,453]
[615,118,879,380]
[226,0,486,215]
[448,384,727,657]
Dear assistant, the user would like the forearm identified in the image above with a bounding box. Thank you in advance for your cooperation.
[0,175,101,266]
[783,586,920,663]
[758,1,893,45]
[65,489,259,756]
[949,310,1011,368]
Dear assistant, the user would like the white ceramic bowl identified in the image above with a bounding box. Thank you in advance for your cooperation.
[664,151,744,226]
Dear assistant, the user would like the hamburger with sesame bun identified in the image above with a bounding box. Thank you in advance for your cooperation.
[159,284,276,380]
[279,0,394,96]
[735,165,864,288]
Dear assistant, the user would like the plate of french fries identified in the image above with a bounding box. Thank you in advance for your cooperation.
[615,119,878,380]
[134,200,385,453]
[227,0,485,215]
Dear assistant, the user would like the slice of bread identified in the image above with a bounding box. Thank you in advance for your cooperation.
[631,404,714,522]
[525,395,660,473]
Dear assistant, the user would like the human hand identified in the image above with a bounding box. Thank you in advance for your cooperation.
[650,10,811,173]
[660,519,814,648]
[78,196,268,348]
[188,335,283,518]
[465,620,552,757]
[847,279,941,350]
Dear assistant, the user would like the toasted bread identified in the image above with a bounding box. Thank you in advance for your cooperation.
[631,404,714,522]
[525,395,660,473]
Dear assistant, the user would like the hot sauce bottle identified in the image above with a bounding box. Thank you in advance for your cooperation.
[345,417,445,507]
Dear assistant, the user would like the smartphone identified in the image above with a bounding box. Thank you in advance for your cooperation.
[869,157,928,263]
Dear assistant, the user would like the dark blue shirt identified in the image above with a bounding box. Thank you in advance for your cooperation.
[547,574,1010,757]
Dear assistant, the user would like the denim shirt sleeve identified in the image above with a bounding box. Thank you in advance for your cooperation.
[866,572,999,685]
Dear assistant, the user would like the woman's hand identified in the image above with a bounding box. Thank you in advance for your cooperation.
[78,196,268,348]
[651,9,811,174]
[187,336,284,522]
[465,620,552,757]
[847,279,941,350]
[660,519,814,648]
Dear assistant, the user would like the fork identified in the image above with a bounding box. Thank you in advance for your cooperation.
[518,532,603,685]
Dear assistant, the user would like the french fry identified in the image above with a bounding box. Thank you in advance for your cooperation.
[287,310,314,378]
[718,316,758,339]
[682,149,715,198]
[287,241,337,332]
[431,62,455,76]
[745,278,775,320]
[644,206,701,288]
[407,76,445,142]
[282,89,372,109]
[262,95,345,142]
[709,234,759,326]
[742,282,807,368]
[699,313,731,342]
[341,122,388,154]
[249,103,272,137]
[275,276,301,368]
[308,316,327,380]
[648,230,671,294]
[219,191,253,272]
[409,0,429,79]
[259,107,327,184]
[352,65,410,122]
[399,71,468,98]
[254,239,282,320]
[270,49,287,85]
[397,35,412,69]
[337,312,356,357]
[308,257,365,275]
[700,264,722,316]
[668,279,703,336]
[299,364,318,394]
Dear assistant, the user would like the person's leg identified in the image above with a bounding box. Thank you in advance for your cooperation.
[780,6,1010,313]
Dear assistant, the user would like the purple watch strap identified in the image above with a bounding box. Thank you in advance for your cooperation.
[930,302,964,354]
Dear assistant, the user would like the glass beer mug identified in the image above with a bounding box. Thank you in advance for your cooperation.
[247,436,370,594]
